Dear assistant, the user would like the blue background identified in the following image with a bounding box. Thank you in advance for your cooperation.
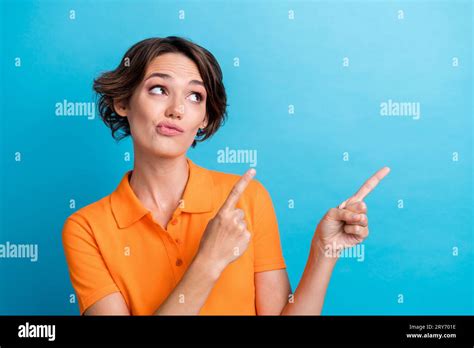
[0,0,472,315]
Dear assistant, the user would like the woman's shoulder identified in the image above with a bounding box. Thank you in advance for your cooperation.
[62,194,112,232]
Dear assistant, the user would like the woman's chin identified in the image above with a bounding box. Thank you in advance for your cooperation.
[150,141,187,159]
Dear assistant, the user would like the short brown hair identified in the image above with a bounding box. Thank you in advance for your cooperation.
[93,36,228,148]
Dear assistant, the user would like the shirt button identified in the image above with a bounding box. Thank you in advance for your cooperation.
[175,238,181,244]
[170,219,178,225]
[175,258,183,266]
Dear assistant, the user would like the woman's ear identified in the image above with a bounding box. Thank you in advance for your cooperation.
[113,98,128,117]
[201,115,208,129]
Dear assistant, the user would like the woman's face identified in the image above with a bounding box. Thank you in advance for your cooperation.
[114,52,208,158]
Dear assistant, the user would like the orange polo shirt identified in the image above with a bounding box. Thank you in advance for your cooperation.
[62,157,286,315]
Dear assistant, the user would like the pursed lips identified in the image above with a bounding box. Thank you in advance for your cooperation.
[156,121,184,136]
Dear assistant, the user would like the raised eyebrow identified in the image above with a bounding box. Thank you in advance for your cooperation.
[145,72,205,87]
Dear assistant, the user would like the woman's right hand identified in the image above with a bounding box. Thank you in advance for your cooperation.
[196,168,256,276]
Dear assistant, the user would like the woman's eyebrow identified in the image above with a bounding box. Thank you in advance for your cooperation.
[145,72,204,87]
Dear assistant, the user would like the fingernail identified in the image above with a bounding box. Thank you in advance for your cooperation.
[249,168,256,176]
[352,214,359,219]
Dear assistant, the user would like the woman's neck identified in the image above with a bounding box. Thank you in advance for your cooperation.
[129,151,189,215]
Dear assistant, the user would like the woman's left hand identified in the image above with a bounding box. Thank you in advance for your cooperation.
[312,167,391,257]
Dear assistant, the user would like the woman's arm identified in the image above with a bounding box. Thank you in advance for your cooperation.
[152,254,222,315]
[254,242,336,316]
[83,255,221,315]
[154,169,256,315]
[255,205,367,316]
[280,242,337,315]
[256,167,390,315]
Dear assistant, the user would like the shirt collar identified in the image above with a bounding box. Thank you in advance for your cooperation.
[111,157,214,229]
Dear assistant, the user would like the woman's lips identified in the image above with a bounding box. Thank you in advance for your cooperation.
[156,124,184,136]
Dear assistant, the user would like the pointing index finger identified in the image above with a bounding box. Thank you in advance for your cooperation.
[350,166,391,202]
[220,168,256,212]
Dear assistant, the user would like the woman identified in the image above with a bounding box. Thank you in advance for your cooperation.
[62,36,390,316]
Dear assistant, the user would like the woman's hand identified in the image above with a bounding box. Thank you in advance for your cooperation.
[312,167,391,258]
[196,168,256,276]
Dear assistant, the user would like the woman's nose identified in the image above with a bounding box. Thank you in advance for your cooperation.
[166,100,184,119]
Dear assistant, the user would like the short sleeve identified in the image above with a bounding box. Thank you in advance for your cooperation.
[62,216,120,315]
[252,181,287,273]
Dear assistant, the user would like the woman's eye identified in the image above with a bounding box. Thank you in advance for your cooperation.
[150,85,166,95]
[189,92,203,103]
